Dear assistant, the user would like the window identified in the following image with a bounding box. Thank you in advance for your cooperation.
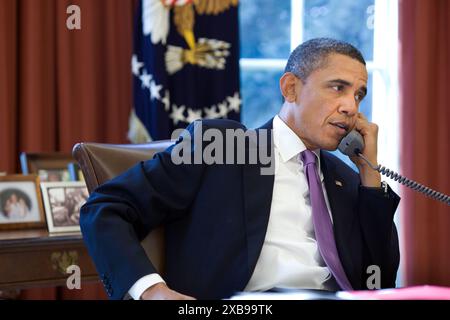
[239,0,399,173]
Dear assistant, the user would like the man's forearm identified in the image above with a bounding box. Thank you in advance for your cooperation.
[359,166,381,187]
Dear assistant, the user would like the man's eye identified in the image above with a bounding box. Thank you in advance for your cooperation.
[332,85,344,91]
[355,93,364,102]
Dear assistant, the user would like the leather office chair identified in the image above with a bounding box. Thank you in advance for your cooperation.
[72,140,174,273]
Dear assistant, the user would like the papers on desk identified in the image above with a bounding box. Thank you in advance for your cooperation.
[338,285,450,300]
[229,289,343,300]
[229,285,450,300]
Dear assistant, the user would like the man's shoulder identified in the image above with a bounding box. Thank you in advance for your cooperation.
[194,118,248,131]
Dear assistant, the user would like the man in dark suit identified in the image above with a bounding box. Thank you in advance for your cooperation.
[80,38,400,300]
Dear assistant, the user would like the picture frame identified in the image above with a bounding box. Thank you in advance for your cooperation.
[0,175,46,230]
[40,181,88,233]
[67,162,85,182]
[20,152,74,182]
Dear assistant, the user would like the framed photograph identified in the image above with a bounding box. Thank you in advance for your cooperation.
[0,175,46,230]
[41,181,88,233]
[20,152,74,182]
[67,162,85,182]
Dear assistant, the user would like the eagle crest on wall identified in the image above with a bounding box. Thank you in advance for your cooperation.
[142,0,239,74]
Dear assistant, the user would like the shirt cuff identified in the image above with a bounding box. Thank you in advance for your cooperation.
[128,273,166,300]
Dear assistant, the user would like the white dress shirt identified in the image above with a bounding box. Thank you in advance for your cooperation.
[129,115,335,299]
[244,115,334,291]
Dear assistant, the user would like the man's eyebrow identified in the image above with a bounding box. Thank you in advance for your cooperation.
[327,79,367,96]
[327,79,352,87]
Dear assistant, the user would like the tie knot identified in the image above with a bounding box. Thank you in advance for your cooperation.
[301,149,316,166]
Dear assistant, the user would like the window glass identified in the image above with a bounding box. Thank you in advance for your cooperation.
[303,0,375,60]
[239,1,291,59]
[240,69,283,129]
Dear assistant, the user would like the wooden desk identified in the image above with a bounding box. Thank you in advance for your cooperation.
[0,229,99,290]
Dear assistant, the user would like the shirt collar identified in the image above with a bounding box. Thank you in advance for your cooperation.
[273,115,322,175]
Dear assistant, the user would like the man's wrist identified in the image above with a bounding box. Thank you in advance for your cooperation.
[128,273,165,300]
[359,167,381,187]
[140,282,167,300]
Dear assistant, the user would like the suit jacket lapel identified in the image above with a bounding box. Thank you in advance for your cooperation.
[241,119,275,287]
[320,151,358,285]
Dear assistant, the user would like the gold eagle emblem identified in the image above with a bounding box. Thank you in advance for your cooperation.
[166,0,239,74]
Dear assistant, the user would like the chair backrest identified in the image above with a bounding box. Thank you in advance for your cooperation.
[72,140,174,273]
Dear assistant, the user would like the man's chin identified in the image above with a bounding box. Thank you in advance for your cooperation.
[320,140,340,151]
[305,136,340,151]
[316,133,345,151]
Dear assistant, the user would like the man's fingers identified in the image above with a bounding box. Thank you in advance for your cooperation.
[357,112,368,121]
[354,117,367,134]
[354,113,377,137]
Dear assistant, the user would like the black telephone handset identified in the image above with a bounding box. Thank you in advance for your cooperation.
[338,130,365,157]
[338,130,450,205]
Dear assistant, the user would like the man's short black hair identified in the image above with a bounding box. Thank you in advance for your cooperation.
[285,38,366,81]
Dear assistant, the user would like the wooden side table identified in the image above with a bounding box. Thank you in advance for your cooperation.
[0,229,99,291]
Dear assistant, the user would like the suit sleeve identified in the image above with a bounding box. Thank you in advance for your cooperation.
[80,122,205,299]
[357,183,400,288]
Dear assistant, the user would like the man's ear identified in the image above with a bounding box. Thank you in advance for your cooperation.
[280,72,301,103]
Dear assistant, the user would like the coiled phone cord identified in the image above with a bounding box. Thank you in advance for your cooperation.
[357,152,450,205]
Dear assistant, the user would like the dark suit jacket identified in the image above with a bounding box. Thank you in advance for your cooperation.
[80,118,400,300]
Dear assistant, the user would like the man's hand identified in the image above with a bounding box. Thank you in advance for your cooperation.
[349,113,381,188]
[140,282,196,300]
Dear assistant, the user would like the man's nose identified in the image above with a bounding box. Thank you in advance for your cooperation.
[337,95,358,117]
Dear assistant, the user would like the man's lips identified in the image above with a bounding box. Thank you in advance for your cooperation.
[329,122,350,134]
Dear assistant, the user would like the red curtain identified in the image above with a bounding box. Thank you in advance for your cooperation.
[0,0,135,173]
[399,0,450,286]
[0,0,136,299]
